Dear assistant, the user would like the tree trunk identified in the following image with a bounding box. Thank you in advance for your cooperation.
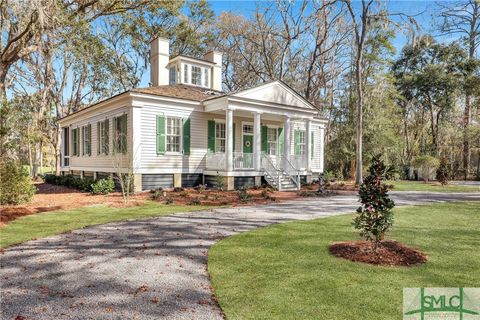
[355,48,363,185]
[40,140,44,175]
[0,64,8,102]
[32,142,40,178]
[55,127,62,175]
[463,93,471,179]
[28,142,33,176]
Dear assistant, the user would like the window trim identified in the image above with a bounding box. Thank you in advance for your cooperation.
[267,126,278,156]
[297,130,306,156]
[214,121,226,153]
[165,116,183,154]
[191,65,202,86]
[242,121,254,136]
[81,124,91,156]
[183,63,210,88]
[183,64,189,84]
[113,114,128,154]
[98,119,110,156]
[203,67,209,87]
[169,67,177,85]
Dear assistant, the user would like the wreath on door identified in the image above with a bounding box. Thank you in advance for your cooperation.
[244,140,251,148]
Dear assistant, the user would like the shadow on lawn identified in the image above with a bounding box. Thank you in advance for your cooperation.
[1,193,479,319]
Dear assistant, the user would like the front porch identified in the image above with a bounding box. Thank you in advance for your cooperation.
[203,94,320,190]
[205,152,308,191]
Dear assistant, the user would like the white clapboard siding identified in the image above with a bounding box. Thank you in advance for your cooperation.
[67,106,131,171]
[139,103,206,173]
[311,125,324,172]
[139,107,286,173]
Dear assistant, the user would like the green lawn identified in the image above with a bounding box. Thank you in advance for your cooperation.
[387,180,480,192]
[0,202,213,248]
[208,202,480,320]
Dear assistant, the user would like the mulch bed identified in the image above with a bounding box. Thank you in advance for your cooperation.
[1,182,325,226]
[328,240,427,267]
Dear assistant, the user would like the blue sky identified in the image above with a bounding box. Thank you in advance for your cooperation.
[140,0,441,87]
[137,0,441,88]
[207,0,440,51]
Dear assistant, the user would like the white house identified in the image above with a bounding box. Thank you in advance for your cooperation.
[58,38,327,192]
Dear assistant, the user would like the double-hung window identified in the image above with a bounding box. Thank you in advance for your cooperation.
[215,122,226,153]
[114,114,127,154]
[166,117,182,153]
[191,66,202,86]
[98,119,109,155]
[203,68,209,87]
[183,64,189,83]
[267,127,278,155]
[169,67,176,85]
[81,124,92,156]
[298,131,306,155]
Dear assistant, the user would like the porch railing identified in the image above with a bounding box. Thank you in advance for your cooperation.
[206,152,226,171]
[261,153,282,190]
[233,152,254,170]
[206,152,255,170]
[290,154,307,170]
[281,155,301,190]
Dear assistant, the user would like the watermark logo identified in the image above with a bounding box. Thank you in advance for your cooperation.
[404,288,480,320]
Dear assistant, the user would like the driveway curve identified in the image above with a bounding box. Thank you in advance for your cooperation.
[1,192,479,320]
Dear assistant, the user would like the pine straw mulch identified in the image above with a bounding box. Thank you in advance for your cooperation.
[0,182,147,226]
[1,182,323,226]
[328,240,427,267]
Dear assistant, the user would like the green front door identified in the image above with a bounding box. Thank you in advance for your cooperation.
[243,135,253,153]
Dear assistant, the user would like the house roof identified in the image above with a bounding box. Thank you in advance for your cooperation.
[131,84,225,102]
[58,84,225,122]
[168,54,217,66]
[58,82,323,122]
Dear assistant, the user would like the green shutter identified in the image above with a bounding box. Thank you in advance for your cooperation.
[71,129,74,156]
[207,120,215,153]
[97,123,100,155]
[261,126,268,153]
[294,130,301,155]
[73,128,79,156]
[121,114,127,153]
[81,127,84,155]
[183,118,191,155]
[311,131,314,159]
[156,115,166,155]
[278,127,284,155]
[233,123,236,152]
[113,117,117,152]
[87,124,92,156]
[105,119,109,155]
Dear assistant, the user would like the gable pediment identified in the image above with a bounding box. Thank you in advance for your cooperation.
[232,81,315,110]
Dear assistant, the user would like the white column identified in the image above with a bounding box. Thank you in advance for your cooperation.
[226,109,234,171]
[283,116,291,168]
[253,112,262,171]
[320,126,325,173]
[306,119,312,171]
[131,105,142,172]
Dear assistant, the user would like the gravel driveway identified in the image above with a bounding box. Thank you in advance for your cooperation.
[1,192,479,320]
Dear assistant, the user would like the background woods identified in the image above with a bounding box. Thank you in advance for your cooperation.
[1,0,479,180]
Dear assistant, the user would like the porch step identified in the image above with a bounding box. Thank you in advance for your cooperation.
[263,171,299,191]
